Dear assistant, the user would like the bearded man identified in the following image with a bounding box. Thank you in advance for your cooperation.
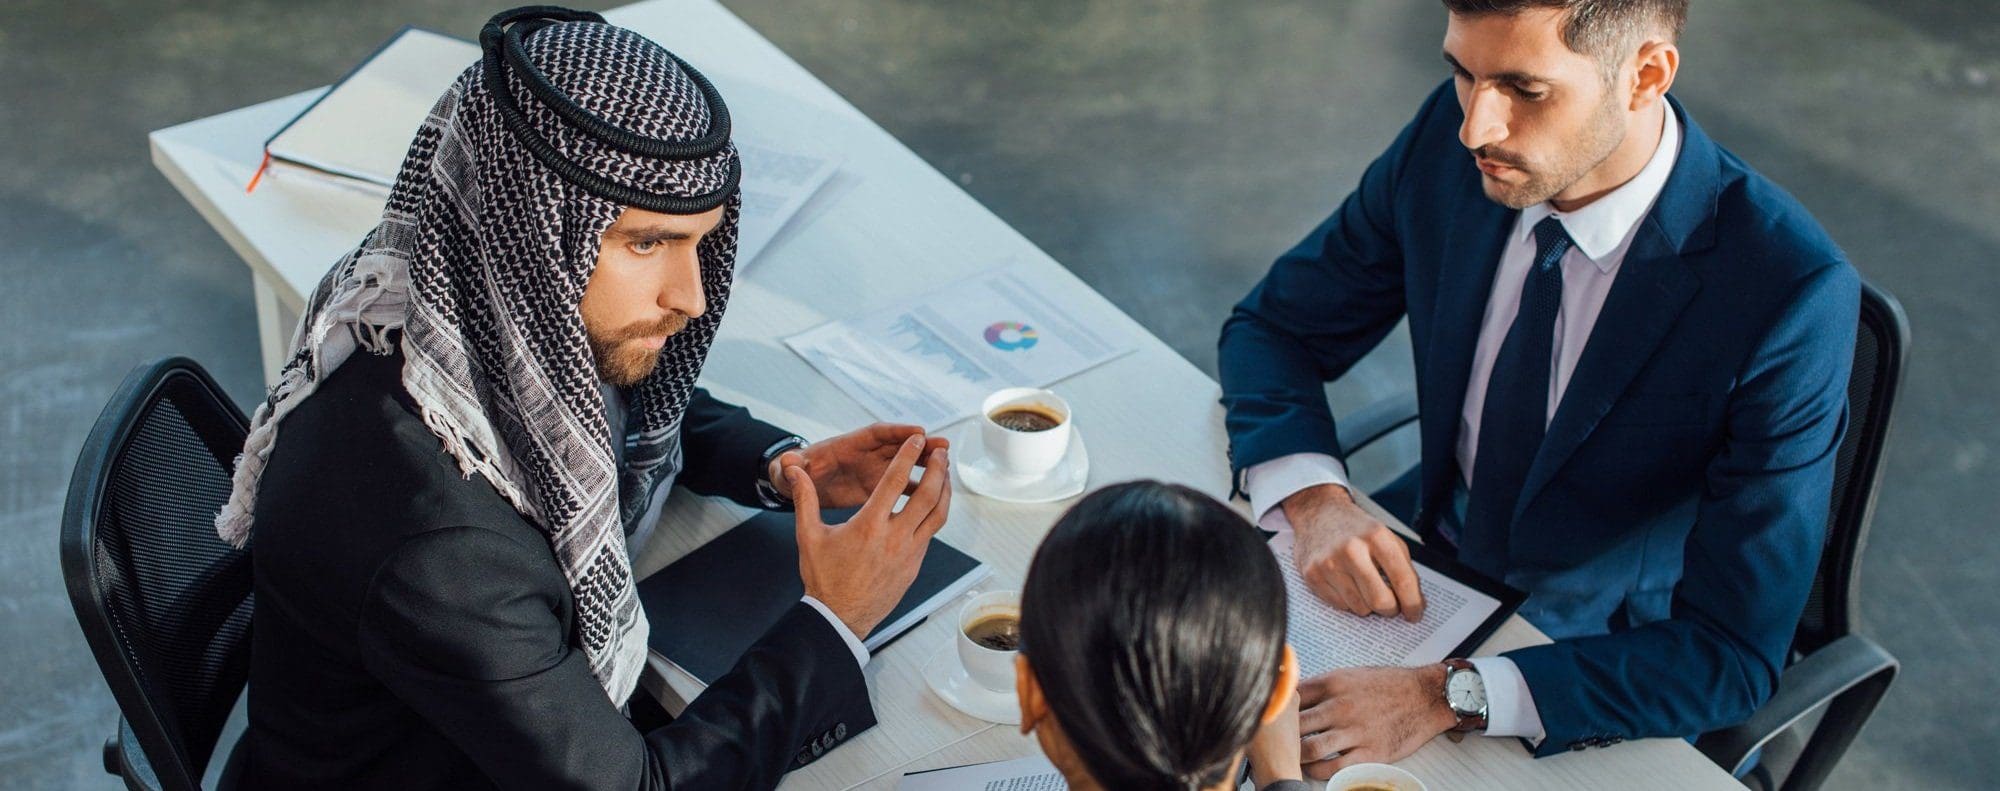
[1217,0,1858,776]
[218,8,950,789]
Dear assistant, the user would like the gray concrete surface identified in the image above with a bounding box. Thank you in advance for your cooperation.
[3,1,1994,788]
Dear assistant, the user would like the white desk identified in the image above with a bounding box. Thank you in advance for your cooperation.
[149,1,1743,789]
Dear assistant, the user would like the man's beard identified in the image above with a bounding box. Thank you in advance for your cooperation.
[1476,93,1627,210]
[589,312,691,387]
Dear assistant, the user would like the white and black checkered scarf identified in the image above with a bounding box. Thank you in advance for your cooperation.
[217,8,743,703]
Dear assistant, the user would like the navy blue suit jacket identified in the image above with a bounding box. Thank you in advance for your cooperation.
[1219,82,1858,756]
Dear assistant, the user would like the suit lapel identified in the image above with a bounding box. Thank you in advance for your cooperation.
[1509,95,1722,520]
[1420,168,1515,501]
[1511,224,1698,520]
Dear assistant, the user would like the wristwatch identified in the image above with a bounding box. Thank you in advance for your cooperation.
[1441,658,1489,733]
[754,435,810,509]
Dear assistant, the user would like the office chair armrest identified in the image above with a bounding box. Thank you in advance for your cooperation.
[1337,391,1420,456]
[1695,634,1899,780]
[105,718,164,791]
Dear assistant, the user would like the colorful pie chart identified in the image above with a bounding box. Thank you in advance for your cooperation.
[984,321,1039,351]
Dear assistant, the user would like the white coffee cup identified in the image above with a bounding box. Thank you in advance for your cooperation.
[979,388,1072,479]
[1326,762,1427,791]
[955,590,1021,695]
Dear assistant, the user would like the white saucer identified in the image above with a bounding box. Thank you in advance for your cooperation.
[955,426,1089,503]
[922,647,1021,725]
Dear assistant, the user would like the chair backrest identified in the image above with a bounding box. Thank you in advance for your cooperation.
[1793,281,1909,657]
[61,358,254,791]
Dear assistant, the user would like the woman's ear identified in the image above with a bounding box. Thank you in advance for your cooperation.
[1260,645,1299,725]
[1016,654,1047,735]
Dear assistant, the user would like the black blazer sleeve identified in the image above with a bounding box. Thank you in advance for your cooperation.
[672,387,794,507]
[355,525,875,791]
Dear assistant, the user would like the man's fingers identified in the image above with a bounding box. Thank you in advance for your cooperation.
[1296,673,1335,707]
[775,449,806,471]
[868,423,926,445]
[1302,566,1349,614]
[1373,532,1426,621]
[1344,541,1399,617]
[913,457,952,541]
[1322,746,1382,774]
[859,435,926,517]
[1321,563,1370,617]
[1303,758,1340,782]
[1301,729,1359,764]
[787,467,824,535]
[1297,689,1341,734]
[898,448,950,529]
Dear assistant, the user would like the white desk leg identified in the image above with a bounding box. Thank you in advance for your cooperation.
[252,272,299,388]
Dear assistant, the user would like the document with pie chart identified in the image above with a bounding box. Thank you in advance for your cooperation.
[785,265,1137,427]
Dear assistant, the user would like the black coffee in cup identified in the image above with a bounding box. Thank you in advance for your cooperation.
[964,613,1021,651]
[989,405,1062,433]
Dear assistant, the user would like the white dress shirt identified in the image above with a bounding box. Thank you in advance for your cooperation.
[601,383,872,671]
[1243,103,1682,741]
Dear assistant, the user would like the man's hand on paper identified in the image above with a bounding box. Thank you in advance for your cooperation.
[770,423,951,508]
[789,435,953,637]
[1296,665,1456,779]
[1282,483,1426,621]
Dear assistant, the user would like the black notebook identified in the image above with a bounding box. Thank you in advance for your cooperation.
[638,509,989,694]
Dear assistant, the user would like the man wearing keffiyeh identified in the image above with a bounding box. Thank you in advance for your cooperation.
[221,8,951,789]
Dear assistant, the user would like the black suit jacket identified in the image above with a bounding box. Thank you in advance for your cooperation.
[240,348,873,790]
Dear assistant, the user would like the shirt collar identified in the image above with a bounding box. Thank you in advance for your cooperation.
[1518,101,1682,271]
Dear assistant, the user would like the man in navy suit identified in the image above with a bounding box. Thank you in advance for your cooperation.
[1218,0,1858,777]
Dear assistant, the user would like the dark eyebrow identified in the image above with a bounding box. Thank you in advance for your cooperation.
[608,225,699,244]
[1441,51,1555,86]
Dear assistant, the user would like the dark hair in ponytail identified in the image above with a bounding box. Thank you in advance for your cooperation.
[1020,481,1288,791]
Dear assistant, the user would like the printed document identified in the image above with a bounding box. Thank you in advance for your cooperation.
[785,267,1136,427]
[900,755,1065,790]
[732,136,840,266]
[1270,531,1503,677]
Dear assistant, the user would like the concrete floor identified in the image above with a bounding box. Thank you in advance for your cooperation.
[3,0,1995,788]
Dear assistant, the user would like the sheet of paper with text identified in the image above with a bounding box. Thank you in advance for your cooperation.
[899,755,1066,790]
[1270,531,1503,677]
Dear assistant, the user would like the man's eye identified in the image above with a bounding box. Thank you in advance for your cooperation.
[632,240,659,254]
[1517,88,1548,101]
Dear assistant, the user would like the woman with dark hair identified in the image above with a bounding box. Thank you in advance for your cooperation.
[1015,480,1308,791]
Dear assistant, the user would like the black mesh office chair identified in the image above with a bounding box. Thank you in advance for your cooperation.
[61,358,254,791]
[1333,281,1907,791]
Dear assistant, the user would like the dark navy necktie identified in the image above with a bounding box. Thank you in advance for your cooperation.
[1461,216,1572,570]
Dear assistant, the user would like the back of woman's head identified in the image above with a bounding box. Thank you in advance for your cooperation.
[1020,480,1288,791]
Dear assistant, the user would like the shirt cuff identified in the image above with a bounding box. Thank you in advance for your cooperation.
[801,595,871,671]
[1468,656,1545,744]
[1244,452,1352,532]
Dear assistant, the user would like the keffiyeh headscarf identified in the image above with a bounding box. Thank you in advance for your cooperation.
[217,7,743,702]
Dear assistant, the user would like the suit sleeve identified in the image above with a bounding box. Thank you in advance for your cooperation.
[1505,262,1860,755]
[1217,83,1451,491]
[356,525,876,790]
[673,387,794,507]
